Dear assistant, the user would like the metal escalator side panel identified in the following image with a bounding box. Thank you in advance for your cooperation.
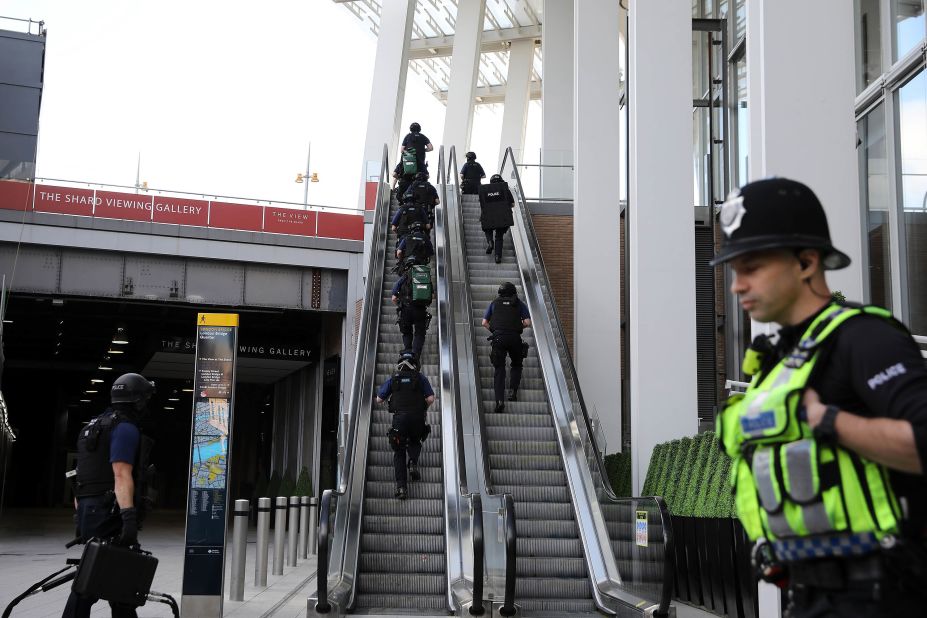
[500,148,662,616]
[318,145,392,614]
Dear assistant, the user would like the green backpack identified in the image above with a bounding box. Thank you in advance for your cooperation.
[401,148,418,175]
[405,265,432,306]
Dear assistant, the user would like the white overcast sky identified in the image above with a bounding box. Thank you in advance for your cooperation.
[1,2,540,210]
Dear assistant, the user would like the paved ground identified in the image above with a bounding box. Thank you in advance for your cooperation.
[0,508,317,618]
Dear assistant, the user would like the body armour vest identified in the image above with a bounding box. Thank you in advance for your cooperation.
[388,370,426,414]
[490,297,523,333]
[75,410,136,498]
[717,303,904,544]
[397,204,426,233]
[478,184,514,230]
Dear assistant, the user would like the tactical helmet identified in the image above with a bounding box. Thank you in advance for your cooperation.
[397,349,419,371]
[498,282,517,297]
[415,170,429,181]
[111,373,156,408]
[465,151,476,161]
[490,174,504,184]
[409,221,424,233]
[709,178,850,270]
[409,122,421,133]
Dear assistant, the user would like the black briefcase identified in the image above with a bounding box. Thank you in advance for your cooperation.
[72,540,158,606]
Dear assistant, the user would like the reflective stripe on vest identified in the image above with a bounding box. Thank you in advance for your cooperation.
[717,303,903,544]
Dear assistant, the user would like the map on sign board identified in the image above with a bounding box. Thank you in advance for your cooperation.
[636,510,649,548]
[191,398,229,489]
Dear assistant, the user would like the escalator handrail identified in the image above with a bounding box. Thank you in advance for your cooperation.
[500,146,667,615]
[314,489,334,613]
[315,144,391,612]
[500,493,517,617]
[503,146,674,614]
[434,146,471,613]
[469,493,485,616]
[500,146,618,500]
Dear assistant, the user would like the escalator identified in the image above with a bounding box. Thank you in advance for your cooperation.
[458,191,596,614]
[352,191,446,611]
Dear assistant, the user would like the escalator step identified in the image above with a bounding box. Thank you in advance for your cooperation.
[355,572,446,595]
[362,514,444,536]
[359,552,446,574]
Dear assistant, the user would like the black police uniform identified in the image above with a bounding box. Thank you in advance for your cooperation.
[393,201,429,242]
[478,182,515,260]
[393,274,430,359]
[460,160,485,194]
[757,306,927,617]
[64,406,148,618]
[404,180,439,223]
[488,295,529,404]
[385,370,429,490]
[401,132,431,172]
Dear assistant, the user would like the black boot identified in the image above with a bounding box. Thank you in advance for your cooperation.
[495,401,505,413]
[508,389,518,402]
[494,255,502,264]
[408,461,421,482]
[486,240,494,254]
[395,486,408,500]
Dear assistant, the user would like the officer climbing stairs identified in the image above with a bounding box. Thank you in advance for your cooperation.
[352,193,447,612]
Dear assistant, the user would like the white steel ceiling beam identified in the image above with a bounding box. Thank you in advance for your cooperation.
[435,81,542,105]
[408,25,541,59]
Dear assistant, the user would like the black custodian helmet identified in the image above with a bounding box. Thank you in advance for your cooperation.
[709,177,850,270]
[490,174,504,184]
[111,373,156,408]
[465,151,476,161]
[498,282,517,297]
[410,122,421,133]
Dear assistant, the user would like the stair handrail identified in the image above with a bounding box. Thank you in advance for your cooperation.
[500,146,673,615]
[310,144,391,613]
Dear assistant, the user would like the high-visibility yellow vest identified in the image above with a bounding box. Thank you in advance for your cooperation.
[717,304,903,543]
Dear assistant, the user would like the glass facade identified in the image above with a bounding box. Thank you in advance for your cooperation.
[898,71,927,333]
[856,0,927,334]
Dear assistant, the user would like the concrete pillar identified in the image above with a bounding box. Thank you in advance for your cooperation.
[628,2,698,494]
[573,0,622,454]
[541,0,573,199]
[442,0,486,152]
[746,0,863,302]
[498,39,534,164]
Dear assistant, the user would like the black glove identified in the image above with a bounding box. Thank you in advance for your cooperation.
[117,507,138,547]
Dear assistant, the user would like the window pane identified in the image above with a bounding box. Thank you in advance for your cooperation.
[734,57,749,188]
[734,0,746,41]
[898,70,927,333]
[859,104,892,309]
[894,0,926,61]
[856,0,883,92]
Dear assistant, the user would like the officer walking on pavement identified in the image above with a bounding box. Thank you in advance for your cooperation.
[64,373,156,618]
[375,350,435,500]
[482,282,531,412]
[478,174,516,264]
[713,178,927,617]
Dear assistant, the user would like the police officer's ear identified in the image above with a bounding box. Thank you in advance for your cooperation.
[796,250,817,280]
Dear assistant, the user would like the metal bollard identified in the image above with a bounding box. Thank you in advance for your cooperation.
[287,496,299,567]
[309,496,319,555]
[273,496,286,575]
[298,496,310,559]
[255,497,271,586]
[229,499,249,601]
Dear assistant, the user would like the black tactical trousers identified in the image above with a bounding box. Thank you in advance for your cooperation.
[398,305,429,359]
[391,412,426,489]
[483,227,508,260]
[491,332,525,403]
[63,496,138,618]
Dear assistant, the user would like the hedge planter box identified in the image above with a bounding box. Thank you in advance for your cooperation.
[670,515,758,618]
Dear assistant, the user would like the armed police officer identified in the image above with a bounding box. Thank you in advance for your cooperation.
[64,373,156,618]
[403,170,440,226]
[392,260,433,360]
[395,221,434,265]
[478,174,515,264]
[400,122,433,174]
[375,350,435,500]
[482,282,531,413]
[713,178,927,617]
[459,151,485,195]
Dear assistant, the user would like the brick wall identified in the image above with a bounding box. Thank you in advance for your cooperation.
[530,214,574,352]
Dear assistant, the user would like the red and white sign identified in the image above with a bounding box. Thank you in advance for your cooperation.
[210,201,263,232]
[94,190,153,222]
[263,207,317,236]
[0,180,33,211]
[318,211,364,241]
[34,184,95,216]
[152,196,209,226]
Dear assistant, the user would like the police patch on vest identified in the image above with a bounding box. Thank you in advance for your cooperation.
[741,410,777,433]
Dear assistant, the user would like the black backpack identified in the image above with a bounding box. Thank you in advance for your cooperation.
[403,229,431,265]
[396,203,426,234]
